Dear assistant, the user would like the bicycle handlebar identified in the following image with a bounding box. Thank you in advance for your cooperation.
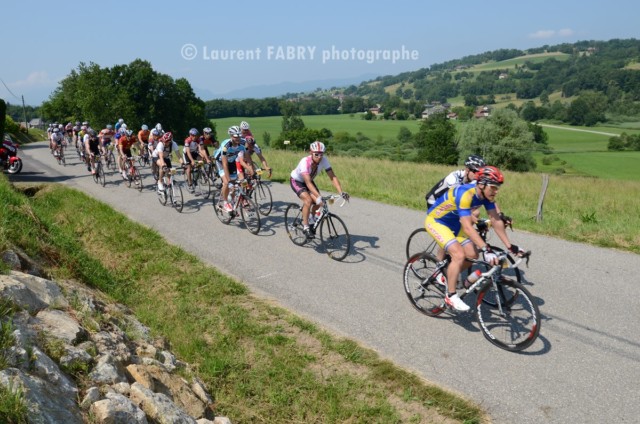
[322,194,348,207]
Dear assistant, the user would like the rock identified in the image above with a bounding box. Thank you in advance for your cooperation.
[35,309,86,345]
[88,354,128,385]
[80,386,101,410]
[192,377,213,405]
[60,344,93,371]
[135,342,157,359]
[0,271,68,313]
[93,328,132,363]
[90,392,148,424]
[130,382,197,424]
[112,381,131,395]
[31,347,78,397]
[1,249,22,270]
[157,349,177,371]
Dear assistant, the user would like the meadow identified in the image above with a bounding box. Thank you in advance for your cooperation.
[213,114,640,182]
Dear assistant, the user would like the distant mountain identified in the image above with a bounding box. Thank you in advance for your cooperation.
[198,74,379,100]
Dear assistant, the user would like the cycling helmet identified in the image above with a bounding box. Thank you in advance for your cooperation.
[477,166,504,186]
[118,118,124,124]
[228,125,241,136]
[88,129,97,137]
[151,129,160,136]
[464,154,485,171]
[82,121,89,126]
[162,132,173,142]
[75,121,81,126]
[189,128,199,136]
[240,121,250,130]
[53,128,60,133]
[141,124,149,131]
[106,124,113,130]
[81,125,87,131]
[203,127,212,134]
[310,141,326,153]
[155,123,163,131]
[58,124,64,129]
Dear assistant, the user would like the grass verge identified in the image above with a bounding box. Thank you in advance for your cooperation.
[0,176,486,423]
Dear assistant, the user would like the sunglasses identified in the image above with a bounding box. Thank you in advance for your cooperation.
[312,152,323,157]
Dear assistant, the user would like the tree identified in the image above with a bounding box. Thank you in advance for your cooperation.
[458,108,537,172]
[414,112,458,164]
[0,98,6,140]
[397,126,413,143]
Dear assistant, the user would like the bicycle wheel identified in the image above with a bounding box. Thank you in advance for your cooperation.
[60,151,66,166]
[132,167,143,191]
[107,151,116,172]
[97,162,106,187]
[213,190,233,224]
[252,181,273,216]
[157,179,168,206]
[402,253,447,317]
[475,278,540,352]
[170,181,184,212]
[284,203,307,246]
[319,213,351,261]
[405,227,437,260]
[239,196,261,235]
[195,170,212,199]
[468,247,521,308]
[92,165,99,184]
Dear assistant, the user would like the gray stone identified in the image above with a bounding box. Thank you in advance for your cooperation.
[88,354,128,385]
[80,386,101,410]
[93,329,132,362]
[35,309,87,345]
[191,377,213,405]
[90,392,148,424]
[130,382,197,424]
[31,347,78,397]
[60,344,93,371]
[1,249,22,270]
[112,381,131,395]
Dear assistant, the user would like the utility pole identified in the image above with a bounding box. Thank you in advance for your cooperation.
[22,95,28,134]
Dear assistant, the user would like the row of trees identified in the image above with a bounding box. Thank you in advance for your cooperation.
[41,60,207,137]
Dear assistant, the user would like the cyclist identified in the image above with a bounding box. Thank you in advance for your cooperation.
[425,166,525,312]
[243,136,272,178]
[239,120,253,138]
[154,132,180,193]
[138,124,150,157]
[215,126,250,212]
[201,127,218,157]
[51,128,64,158]
[290,141,349,238]
[115,118,125,133]
[182,128,210,192]
[117,129,136,180]
[84,129,101,174]
[425,155,485,210]
[99,124,115,155]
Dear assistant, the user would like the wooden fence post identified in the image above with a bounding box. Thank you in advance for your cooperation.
[536,174,549,222]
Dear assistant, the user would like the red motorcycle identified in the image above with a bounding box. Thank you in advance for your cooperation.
[1,136,23,174]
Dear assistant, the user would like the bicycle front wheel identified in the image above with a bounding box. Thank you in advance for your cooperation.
[195,170,212,199]
[402,253,447,317]
[97,163,106,187]
[170,181,184,212]
[239,196,261,235]
[213,190,233,224]
[132,168,143,191]
[405,227,437,260]
[284,203,307,246]
[252,181,273,216]
[107,152,116,172]
[476,278,541,352]
[468,246,521,308]
[319,213,350,261]
[92,165,99,184]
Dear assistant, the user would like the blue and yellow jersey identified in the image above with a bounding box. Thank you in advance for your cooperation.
[427,182,496,228]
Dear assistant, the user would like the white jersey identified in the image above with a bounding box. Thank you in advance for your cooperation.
[290,155,332,182]
[153,140,179,158]
[425,169,467,208]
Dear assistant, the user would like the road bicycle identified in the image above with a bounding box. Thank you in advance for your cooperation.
[122,156,143,191]
[284,194,350,261]
[406,217,524,297]
[54,144,66,166]
[204,161,222,190]
[182,160,211,199]
[246,167,273,216]
[91,153,106,187]
[213,179,261,235]
[75,138,84,160]
[157,167,184,212]
[403,249,540,352]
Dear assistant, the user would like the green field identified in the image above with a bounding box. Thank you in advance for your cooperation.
[212,115,640,181]
[467,52,571,72]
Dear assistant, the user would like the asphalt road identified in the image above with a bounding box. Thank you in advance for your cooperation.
[11,141,640,424]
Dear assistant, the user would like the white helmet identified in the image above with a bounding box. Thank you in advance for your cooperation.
[228,126,241,136]
[141,124,149,131]
[155,123,163,131]
[118,118,124,124]
[240,121,250,130]
[310,141,326,153]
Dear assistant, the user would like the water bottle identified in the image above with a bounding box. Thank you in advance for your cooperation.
[464,269,482,289]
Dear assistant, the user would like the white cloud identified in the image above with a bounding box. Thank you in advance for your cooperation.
[529,28,575,39]
[11,71,52,88]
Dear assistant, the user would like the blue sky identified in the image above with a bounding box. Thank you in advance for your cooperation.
[2,0,639,106]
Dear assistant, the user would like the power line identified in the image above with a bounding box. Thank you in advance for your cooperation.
[0,77,20,100]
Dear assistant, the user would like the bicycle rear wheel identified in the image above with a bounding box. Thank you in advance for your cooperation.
[284,203,307,246]
[252,181,273,216]
[405,227,437,260]
[319,213,350,261]
[195,170,211,199]
[239,196,261,235]
[107,151,116,172]
[402,253,447,316]
[132,167,143,191]
[476,278,540,352]
[213,190,233,224]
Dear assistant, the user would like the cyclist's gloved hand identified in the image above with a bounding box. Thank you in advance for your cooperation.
[499,212,513,226]
[481,245,498,265]
[341,192,350,201]
[315,196,323,206]
[509,244,526,256]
